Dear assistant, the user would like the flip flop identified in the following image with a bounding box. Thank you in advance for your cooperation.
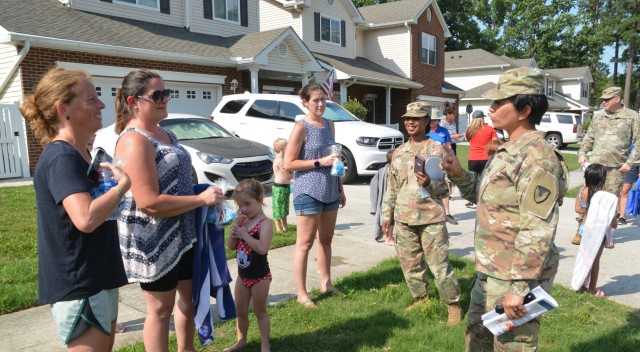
[297,297,316,308]
[115,324,126,333]
[595,289,606,298]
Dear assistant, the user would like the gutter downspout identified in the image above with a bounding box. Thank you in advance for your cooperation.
[184,0,192,30]
[0,41,30,96]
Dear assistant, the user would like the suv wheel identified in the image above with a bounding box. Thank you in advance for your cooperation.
[340,147,357,184]
[545,133,563,149]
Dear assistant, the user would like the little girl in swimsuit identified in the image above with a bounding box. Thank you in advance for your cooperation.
[225,179,273,352]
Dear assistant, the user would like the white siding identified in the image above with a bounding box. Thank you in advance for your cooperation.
[190,0,259,36]
[362,27,410,77]
[355,28,365,57]
[557,81,581,101]
[444,70,502,91]
[259,0,302,33]
[457,100,492,133]
[73,0,184,27]
[299,1,356,58]
[0,44,23,104]
[265,42,304,73]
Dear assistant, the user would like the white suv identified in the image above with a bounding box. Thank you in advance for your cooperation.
[211,93,404,183]
[538,112,584,149]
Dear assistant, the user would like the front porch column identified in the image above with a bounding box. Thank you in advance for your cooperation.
[386,86,391,126]
[249,68,259,93]
[340,83,347,104]
[302,73,309,87]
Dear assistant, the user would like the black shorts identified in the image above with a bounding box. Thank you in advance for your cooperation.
[140,247,194,292]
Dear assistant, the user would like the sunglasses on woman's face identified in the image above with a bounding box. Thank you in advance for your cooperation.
[137,89,171,103]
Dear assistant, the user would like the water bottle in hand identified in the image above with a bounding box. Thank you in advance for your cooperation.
[93,168,121,221]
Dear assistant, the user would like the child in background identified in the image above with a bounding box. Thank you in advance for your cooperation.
[573,163,617,298]
[272,138,293,232]
[225,179,273,352]
[484,138,504,157]
[370,149,394,245]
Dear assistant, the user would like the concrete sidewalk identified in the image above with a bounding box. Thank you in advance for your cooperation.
[1,170,639,351]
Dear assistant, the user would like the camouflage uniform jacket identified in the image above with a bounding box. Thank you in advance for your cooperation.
[382,138,450,226]
[450,131,569,295]
[578,107,640,167]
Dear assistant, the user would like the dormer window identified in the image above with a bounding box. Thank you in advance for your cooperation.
[546,79,554,97]
[214,0,240,23]
[581,82,588,98]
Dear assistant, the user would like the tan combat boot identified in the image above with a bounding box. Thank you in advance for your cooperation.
[447,302,463,325]
[405,296,428,311]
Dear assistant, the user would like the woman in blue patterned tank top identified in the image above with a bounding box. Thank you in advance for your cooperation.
[114,69,225,351]
[284,83,346,308]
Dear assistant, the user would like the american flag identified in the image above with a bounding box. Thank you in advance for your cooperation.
[320,68,335,100]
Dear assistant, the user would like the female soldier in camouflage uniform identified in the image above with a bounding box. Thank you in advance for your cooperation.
[381,102,463,325]
[442,68,569,351]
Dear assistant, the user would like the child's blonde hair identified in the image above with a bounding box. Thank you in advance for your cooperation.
[273,138,287,153]
[233,179,265,205]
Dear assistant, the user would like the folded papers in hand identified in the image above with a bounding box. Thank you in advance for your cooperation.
[481,286,558,336]
[419,157,445,199]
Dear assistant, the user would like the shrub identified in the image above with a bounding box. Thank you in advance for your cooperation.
[342,98,368,120]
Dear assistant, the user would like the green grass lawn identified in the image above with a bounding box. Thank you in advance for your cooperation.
[117,257,640,352]
[0,147,583,315]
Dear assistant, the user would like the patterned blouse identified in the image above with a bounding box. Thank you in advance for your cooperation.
[118,127,196,282]
[292,118,340,203]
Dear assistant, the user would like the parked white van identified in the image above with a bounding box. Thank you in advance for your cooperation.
[211,93,405,183]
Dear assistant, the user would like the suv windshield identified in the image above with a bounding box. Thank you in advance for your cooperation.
[322,102,359,122]
[160,118,232,140]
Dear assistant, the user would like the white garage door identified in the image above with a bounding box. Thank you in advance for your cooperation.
[93,77,222,127]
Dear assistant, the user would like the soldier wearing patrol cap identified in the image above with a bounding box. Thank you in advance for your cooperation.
[381,101,463,325]
[578,86,640,202]
[441,67,569,351]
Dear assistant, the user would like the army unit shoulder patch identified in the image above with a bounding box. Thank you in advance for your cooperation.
[523,172,558,220]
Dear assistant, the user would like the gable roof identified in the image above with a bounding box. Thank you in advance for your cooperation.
[358,0,451,37]
[275,0,365,23]
[545,67,593,83]
[0,0,321,70]
[445,49,538,71]
[462,82,590,111]
[314,52,422,89]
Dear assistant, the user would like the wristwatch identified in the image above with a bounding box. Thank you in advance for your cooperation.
[314,159,320,168]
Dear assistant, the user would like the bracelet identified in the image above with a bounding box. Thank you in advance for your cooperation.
[112,186,125,198]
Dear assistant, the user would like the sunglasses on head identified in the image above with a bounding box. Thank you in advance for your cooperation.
[137,89,171,103]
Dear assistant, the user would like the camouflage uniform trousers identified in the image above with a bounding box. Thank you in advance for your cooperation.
[393,221,461,303]
[603,167,625,197]
[465,273,555,352]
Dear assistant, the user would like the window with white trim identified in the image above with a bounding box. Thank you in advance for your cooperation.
[421,33,437,65]
[115,0,158,10]
[170,90,180,99]
[546,79,554,97]
[581,82,588,98]
[321,16,341,45]
[187,90,196,99]
[214,0,239,23]
[203,91,212,100]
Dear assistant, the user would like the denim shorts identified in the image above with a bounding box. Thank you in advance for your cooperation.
[624,165,639,184]
[293,194,339,216]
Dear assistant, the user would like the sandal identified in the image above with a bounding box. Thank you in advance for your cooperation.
[115,324,126,333]
[297,297,316,308]
[594,289,606,298]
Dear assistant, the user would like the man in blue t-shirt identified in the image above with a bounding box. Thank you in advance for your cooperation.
[426,116,458,225]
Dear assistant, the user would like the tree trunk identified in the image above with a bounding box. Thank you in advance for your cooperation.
[624,39,634,108]
[614,34,620,85]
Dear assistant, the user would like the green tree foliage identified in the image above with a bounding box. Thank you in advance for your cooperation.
[437,0,499,52]
[342,98,368,120]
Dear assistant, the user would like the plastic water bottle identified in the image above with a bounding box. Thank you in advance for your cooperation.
[98,169,118,195]
[95,169,121,221]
